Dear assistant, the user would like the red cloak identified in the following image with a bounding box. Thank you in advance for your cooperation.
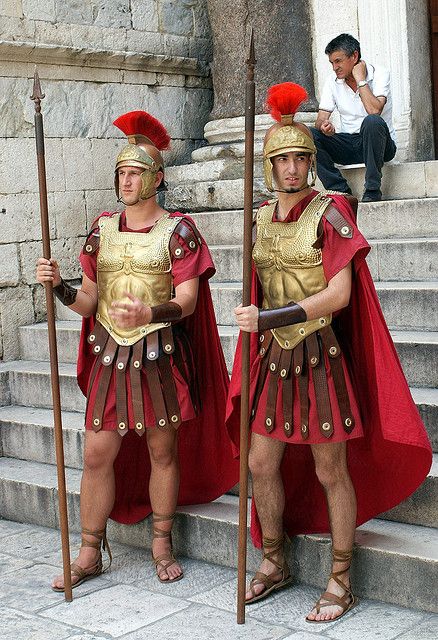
[77,212,239,524]
[226,193,432,547]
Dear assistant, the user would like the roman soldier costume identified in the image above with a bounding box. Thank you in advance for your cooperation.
[226,84,431,546]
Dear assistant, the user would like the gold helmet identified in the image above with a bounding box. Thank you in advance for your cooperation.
[113,110,171,201]
[263,83,316,192]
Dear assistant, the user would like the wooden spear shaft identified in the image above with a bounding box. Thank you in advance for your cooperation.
[237,29,256,625]
[31,70,73,602]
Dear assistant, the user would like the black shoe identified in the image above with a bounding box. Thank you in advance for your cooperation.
[362,189,382,202]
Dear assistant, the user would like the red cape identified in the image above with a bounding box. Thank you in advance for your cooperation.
[226,195,432,547]
[77,213,239,524]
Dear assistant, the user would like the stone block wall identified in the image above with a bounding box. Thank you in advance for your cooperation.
[0,0,212,359]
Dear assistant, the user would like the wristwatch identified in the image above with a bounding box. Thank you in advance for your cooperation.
[358,80,368,88]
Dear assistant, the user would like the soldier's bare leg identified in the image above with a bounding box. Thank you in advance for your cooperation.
[51,430,122,589]
[246,432,287,600]
[147,427,182,581]
[306,441,357,621]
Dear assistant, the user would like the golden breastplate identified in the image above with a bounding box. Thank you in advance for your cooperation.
[96,213,181,346]
[253,193,332,350]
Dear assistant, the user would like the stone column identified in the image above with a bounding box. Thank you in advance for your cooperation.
[206,0,317,119]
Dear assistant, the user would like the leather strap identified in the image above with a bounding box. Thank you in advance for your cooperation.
[161,326,175,355]
[251,335,272,421]
[115,345,130,436]
[264,339,282,433]
[53,278,77,306]
[279,348,293,437]
[144,358,169,429]
[324,205,353,239]
[150,302,182,324]
[320,326,355,434]
[130,339,145,436]
[307,332,334,438]
[157,353,181,430]
[294,341,309,440]
[146,331,159,361]
[258,302,307,332]
[91,364,113,432]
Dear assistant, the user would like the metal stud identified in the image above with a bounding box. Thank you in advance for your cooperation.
[345,417,352,427]
[295,365,301,375]
[119,422,126,430]
[284,340,290,348]
[86,244,93,253]
[158,418,166,427]
[284,422,290,431]
[136,422,143,430]
[189,240,196,249]
[122,338,128,344]
[301,424,307,433]
[133,360,140,368]
[265,417,272,427]
[89,334,96,343]
[280,368,287,378]
[96,313,101,319]
[341,226,350,236]
[260,347,265,356]
[329,346,337,356]
[269,362,276,372]
[322,422,331,431]
[171,415,178,423]
[103,355,111,364]
[94,345,101,354]
[175,248,182,257]
[117,362,124,370]
[93,418,100,426]
[259,334,265,342]
[149,351,156,359]
[319,317,326,325]
[164,344,172,352]
[299,328,305,335]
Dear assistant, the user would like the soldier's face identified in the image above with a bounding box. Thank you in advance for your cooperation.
[118,167,144,204]
[272,152,311,193]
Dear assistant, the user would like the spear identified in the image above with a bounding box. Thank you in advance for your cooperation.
[31,69,73,602]
[237,28,256,625]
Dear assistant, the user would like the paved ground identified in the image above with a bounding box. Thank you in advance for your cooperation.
[1,517,437,640]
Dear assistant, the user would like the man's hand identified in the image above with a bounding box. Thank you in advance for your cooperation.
[234,303,259,333]
[36,258,61,287]
[352,60,367,83]
[109,292,152,329]
[320,120,335,136]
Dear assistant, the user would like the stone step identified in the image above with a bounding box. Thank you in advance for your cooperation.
[191,198,438,245]
[14,323,438,390]
[0,456,436,612]
[0,401,436,528]
[412,387,438,452]
[209,239,438,283]
[210,281,438,332]
[165,162,438,211]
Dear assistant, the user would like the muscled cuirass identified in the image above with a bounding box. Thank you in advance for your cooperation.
[253,193,333,350]
[96,213,181,346]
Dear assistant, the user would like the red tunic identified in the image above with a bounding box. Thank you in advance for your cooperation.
[77,211,239,524]
[226,192,432,546]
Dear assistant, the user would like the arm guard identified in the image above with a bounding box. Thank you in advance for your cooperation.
[150,301,183,323]
[258,302,307,332]
[53,278,78,307]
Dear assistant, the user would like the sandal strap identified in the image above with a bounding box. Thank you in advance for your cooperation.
[80,527,112,573]
[152,512,175,540]
[262,534,286,571]
[313,590,352,613]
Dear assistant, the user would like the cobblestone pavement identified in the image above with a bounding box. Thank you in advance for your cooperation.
[1,518,436,640]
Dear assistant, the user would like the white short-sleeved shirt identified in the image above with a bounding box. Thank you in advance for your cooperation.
[319,63,396,141]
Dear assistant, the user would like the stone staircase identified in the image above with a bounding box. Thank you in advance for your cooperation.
[0,144,437,613]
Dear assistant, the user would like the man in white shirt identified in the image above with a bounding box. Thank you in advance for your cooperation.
[311,34,396,202]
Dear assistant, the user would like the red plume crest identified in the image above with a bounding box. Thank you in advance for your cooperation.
[266,83,308,122]
[113,110,171,150]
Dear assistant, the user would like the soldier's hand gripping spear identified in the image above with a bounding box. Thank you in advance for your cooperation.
[237,29,256,625]
[31,69,73,602]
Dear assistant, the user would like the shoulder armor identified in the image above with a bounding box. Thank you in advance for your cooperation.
[323,204,354,239]
[82,212,116,255]
[170,217,202,260]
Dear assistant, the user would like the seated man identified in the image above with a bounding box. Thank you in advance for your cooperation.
[310,33,396,202]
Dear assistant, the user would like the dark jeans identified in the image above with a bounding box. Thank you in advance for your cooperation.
[310,115,396,193]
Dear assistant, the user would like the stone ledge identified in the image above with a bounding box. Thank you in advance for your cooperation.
[0,40,210,76]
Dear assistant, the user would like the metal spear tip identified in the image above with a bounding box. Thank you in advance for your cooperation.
[30,68,45,102]
[246,27,256,66]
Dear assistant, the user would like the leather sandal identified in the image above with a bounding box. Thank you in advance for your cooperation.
[52,526,112,593]
[151,513,183,583]
[246,534,292,605]
[305,548,358,623]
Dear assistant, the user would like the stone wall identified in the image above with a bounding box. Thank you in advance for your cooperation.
[0,0,212,359]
